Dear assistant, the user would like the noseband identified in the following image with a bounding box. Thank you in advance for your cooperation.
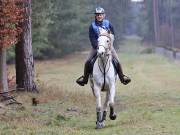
[98,33,112,53]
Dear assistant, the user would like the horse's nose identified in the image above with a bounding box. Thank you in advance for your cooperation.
[97,50,103,56]
[98,46,105,56]
[97,49,101,55]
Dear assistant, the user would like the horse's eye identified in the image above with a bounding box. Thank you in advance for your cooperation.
[107,40,109,43]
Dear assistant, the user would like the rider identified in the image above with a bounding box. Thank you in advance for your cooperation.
[76,7,131,86]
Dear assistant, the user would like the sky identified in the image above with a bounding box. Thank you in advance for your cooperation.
[131,0,144,2]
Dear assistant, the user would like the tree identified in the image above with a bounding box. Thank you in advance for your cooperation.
[135,0,155,42]
[0,48,8,96]
[15,0,37,92]
[99,0,131,45]
[0,0,24,96]
[153,0,160,44]
[31,0,54,59]
[48,0,92,57]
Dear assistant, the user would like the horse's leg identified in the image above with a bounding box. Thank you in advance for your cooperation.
[93,84,104,129]
[102,91,109,122]
[109,84,117,120]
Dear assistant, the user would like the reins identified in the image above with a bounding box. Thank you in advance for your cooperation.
[98,55,110,91]
[97,33,112,91]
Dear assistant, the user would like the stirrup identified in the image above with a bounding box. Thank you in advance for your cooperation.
[77,75,84,81]
[76,76,85,86]
[122,75,131,85]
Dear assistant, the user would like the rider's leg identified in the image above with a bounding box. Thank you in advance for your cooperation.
[76,49,96,86]
[111,47,131,85]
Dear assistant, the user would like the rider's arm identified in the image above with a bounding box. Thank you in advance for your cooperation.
[89,25,98,49]
[109,23,115,35]
[109,23,118,47]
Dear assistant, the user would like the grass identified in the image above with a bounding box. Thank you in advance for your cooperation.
[0,36,180,135]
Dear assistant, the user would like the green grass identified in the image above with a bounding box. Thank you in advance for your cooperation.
[1,36,180,135]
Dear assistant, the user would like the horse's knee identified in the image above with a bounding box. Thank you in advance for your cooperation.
[96,107,101,112]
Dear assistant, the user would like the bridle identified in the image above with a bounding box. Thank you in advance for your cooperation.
[97,33,112,70]
[97,33,112,91]
[98,33,112,54]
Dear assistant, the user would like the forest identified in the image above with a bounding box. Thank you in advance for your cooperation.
[2,0,180,62]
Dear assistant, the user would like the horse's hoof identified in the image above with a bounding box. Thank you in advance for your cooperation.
[96,121,104,129]
[109,113,117,120]
[101,121,105,127]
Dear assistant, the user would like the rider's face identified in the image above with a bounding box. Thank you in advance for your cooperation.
[95,13,105,22]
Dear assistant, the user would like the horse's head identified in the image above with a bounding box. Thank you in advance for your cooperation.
[97,29,111,57]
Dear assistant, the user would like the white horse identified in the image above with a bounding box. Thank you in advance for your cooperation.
[90,29,117,129]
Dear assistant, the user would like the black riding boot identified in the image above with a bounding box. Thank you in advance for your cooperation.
[76,61,90,86]
[112,58,131,85]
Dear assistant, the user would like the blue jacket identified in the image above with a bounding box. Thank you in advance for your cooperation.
[89,19,115,49]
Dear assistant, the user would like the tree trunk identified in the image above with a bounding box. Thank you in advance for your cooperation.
[153,0,160,44]
[168,0,176,58]
[15,0,37,92]
[0,48,9,96]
